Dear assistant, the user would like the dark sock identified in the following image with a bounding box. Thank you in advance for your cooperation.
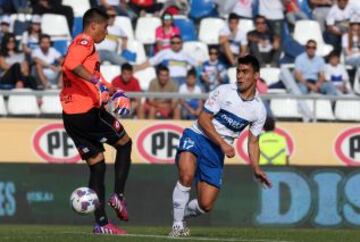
[89,160,108,226]
[114,139,132,197]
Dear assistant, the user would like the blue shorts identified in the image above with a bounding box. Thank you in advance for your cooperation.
[176,129,225,189]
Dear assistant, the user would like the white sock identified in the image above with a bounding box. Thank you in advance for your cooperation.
[184,199,205,219]
[172,181,191,228]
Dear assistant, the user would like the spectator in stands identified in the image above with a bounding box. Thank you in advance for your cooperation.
[324,50,351,94]
[231,0,254,19]
[258,0,285,38]
[135,35,197,86]
[146,65,180,119]
[247,15,281,67]
[325,0,354,50]
[155,13,180,53]
[160,0,189,16]
[97,7,128,66]
[284,0,308,30]
[0,16,11,43]
[309,0,334,32]
[1,0,31,14]
[179,68,203,120]
[219,13,248,66]
[294,39,338,95]
[32,34,63,89]
[128,0,163,17]
[32,0,74,31]
[98,0,131,17]
[111,63,144,118]
[342,19,360,68]
[21,15,42,60]
[0,33,36,89]
[200,45,228,92]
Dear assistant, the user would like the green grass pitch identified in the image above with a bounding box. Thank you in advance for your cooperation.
[1,225,360,242]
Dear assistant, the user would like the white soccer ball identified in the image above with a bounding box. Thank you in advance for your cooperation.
[70,187,99,215]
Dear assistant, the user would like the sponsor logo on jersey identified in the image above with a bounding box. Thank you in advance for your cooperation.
[334,127,360,166]
[235,127,294,163]
[136,123,183,164]
[33,123,80,163]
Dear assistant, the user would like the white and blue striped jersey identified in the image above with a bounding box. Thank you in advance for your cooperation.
[190,84,267,145]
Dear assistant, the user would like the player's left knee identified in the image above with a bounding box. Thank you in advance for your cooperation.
[198,201,214,213]
[115,138,132,152]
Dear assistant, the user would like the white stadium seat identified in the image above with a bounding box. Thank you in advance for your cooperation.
[41,92,62,114]
[134,67,156,91]
[293,20,333,56]
[0,95,7,116]
[260,67,281,86]
[199,17,226,45]
[100,65,121,83]
[270,99,303,119]
[238,19,255,36]
[62,0,90,17]
[114,16,134,40]
[306,99,335,120]
[183,41,209,64]
[335,100,360,121]
[227,67,237,84]
[41,14,71,40]
[135,16,161,44]
[126,40,146,65]
[7,89,40,115]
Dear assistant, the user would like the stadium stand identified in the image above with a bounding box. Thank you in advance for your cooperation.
[0,0,358,122]
[7,89,40,115]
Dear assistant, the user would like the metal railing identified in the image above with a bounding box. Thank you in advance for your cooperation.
[1,89,359,122]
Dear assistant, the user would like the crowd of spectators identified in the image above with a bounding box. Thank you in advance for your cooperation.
[0,0,359,120]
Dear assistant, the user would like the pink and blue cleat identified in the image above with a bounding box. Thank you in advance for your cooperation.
[107,193,129,221]
[93,223,127,235]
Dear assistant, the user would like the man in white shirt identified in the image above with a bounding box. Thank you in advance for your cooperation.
[135,35,197,86]
[32,34,63,89]
[169,55,271,237]
[96,7,128,65]
[219,13,248,66]
[325,0,355,50]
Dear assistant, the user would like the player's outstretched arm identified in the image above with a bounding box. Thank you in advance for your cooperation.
[198,111,235,158]
[248,132,272,188]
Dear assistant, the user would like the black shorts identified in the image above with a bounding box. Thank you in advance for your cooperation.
[63,107,126,160]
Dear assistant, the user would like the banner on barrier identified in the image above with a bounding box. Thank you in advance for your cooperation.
[0,119,359,166]
[1,164,360,227]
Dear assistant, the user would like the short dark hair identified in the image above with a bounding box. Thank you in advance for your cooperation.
[83,8,109,29]
[237,55,260,72]
[170,35,182,41]
[156,65,169,75]
[187,68,197,78]
[255,15,266,21]
[228,13,239,22]
[39,34,51,42]
[263,116,275,131]
[121,63,133,72]
[328,49,341,59]
[208,45,219,53]
[306,39,317,46]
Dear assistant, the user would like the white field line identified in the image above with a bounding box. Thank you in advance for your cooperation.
[59,231,294,242]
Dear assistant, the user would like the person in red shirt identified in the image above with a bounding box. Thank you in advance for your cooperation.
[112,63,144,118]
[61,8,132,235]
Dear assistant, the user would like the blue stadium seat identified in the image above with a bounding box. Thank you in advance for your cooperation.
[53,40,69,56]
[72,16,83,38]
[173,17,197,41]
[189,0,218,20]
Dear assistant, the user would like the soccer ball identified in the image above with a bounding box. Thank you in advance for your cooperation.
[70,187,99,215]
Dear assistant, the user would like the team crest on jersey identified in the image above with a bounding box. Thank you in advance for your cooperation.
[113,120,121,132]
